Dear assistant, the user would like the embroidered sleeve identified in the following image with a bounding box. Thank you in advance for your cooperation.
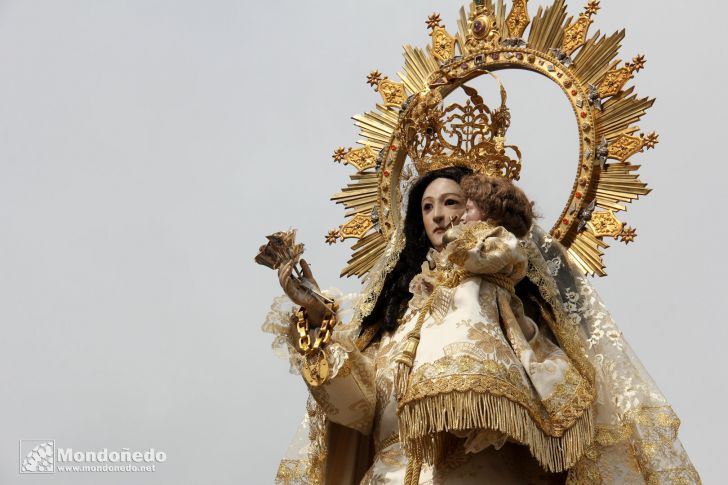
[262,290,377,434]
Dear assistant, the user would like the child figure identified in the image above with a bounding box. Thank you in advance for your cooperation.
[397,173,594,471]
[460,173,534,232]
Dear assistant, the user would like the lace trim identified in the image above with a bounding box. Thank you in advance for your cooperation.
[262,290,362,379]
[275,459,307,485]
[522,237,596,386]
[631,406,702,484]
[565,423,633,484]
[566,406,702,484]
[350,227,406,328]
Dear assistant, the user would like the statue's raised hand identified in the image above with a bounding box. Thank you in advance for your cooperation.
[278,259,329,326]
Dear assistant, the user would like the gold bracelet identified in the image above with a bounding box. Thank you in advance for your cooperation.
[294,303,339,387]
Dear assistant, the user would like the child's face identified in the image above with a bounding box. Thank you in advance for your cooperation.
[462,199,484,223]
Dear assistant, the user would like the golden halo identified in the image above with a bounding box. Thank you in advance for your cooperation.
[328,0,655,278]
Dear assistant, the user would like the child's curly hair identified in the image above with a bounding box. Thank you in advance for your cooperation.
[460,173,534,238]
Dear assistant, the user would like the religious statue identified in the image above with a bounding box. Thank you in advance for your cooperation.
[257,1,701,483]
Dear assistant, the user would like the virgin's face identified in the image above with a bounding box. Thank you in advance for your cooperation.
[421,178,466,251]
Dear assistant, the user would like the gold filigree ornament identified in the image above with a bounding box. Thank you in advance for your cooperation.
[607,131,659,162]
[506,0,530,38]
[427,13,458,62]
[327,0,657,278]
[367,70,407,108]
[588,211,638,245]
[334,145,377,172]
[598,55,646,98]
[562,1,600,55]
[588,210,623,238]
[340,213,374,240]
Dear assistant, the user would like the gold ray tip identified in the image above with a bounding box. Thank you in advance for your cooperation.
[366,70,383,88]
[627,55,646,72]
[426,13,442,30]
[641,132,659,150]
[332,147,348,162]
[325,229,341,245]
[619,226,637,244]
[585,1,601,16]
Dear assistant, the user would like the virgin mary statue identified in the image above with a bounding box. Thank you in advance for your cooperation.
[257,1,700,483]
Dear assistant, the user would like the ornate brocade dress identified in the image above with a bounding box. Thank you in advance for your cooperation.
[263,224,701,484]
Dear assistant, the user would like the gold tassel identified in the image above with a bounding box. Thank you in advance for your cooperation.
[394,292,436,400]
[394,335,419,399]
[403,457,422,485]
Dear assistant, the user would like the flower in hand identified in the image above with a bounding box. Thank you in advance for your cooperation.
[254,229,304,270]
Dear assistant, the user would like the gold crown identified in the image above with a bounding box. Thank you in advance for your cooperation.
[401,77,521,180]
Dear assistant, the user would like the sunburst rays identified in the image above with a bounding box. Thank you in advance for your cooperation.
[330,0,656,278]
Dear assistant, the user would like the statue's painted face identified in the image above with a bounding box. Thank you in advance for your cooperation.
[421,178,466,251]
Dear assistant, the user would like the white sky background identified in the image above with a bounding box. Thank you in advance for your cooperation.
[0,0,724,483]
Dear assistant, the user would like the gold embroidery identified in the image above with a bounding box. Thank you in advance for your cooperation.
[630,406,702,484]
[378,445,405,468]
[275,459,306,485]
[398,353,595,472]
[401,354,593,434]
[467,321,519,364]
[567,407,702,484]
[336,359,352,378]
[309,387,339,418]
[445,222,500,265]
[543,365,585,417]
[306,397,328,484]
[270,226,699,483]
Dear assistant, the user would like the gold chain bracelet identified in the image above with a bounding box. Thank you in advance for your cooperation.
[294,303,339,387]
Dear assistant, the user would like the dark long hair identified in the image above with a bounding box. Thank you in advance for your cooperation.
[361,166,472,333]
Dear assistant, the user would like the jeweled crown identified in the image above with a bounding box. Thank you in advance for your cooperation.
[401,80,521,180]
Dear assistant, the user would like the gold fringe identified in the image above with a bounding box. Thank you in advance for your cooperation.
[394,268,583,474]
[398,390,594,473]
